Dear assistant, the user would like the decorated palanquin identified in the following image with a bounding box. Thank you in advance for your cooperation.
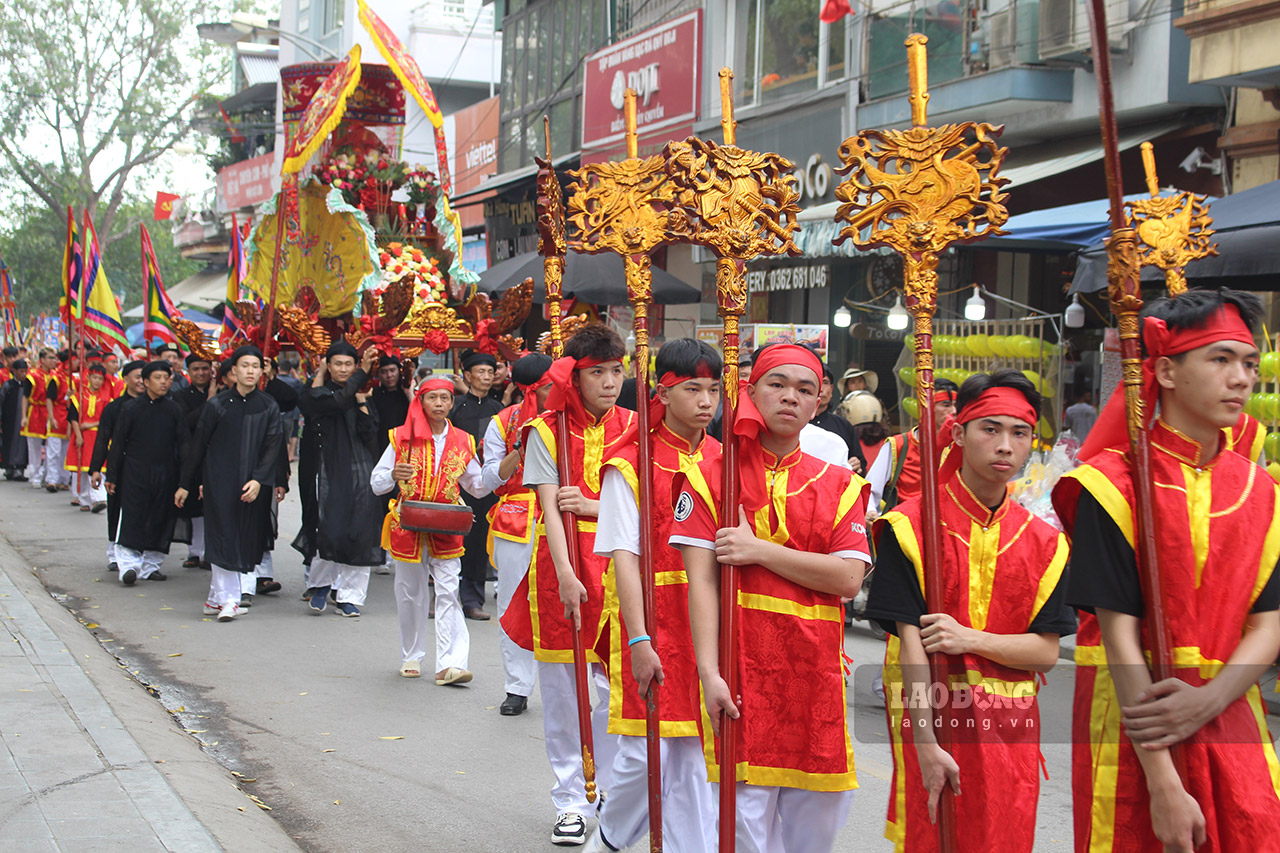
[227,2,532,362]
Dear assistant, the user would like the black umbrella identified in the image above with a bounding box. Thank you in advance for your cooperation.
[477,250,702,305]
[1071,178,1280,293]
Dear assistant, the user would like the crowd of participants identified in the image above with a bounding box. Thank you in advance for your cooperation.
[0,286,1276,853]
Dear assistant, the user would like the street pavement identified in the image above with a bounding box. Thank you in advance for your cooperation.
[0,472,1150,852]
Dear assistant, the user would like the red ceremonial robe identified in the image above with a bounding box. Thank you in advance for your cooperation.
[501,404,636,665]
[380,422,477,562]
[21,367,47,438]
[1225,412,1265,463]
[671,445,869,790]
[600,420,720,737]
[1053,419,1280,853]
[64,384,115,472]
[46,368,70,439]
[485,403,541,559]
[884,429,922,504]
[876,475,1068,853]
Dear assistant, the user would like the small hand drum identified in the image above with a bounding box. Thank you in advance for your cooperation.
[399,500,475,536]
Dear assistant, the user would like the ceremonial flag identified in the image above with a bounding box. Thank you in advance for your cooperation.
[218,102,247,144]
[60,206,83,326]
[0,257,19,344]
[80,211,130,355]
[140,224,181,348]
[154,192,181,221]
[220,214,248,348]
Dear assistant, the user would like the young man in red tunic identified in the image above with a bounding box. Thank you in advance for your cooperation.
[371,376,488,684]
[481,352,554,717]
[1055,288,1280,853]
[866,369,1073,853]
[586,339,723,853]
[20,346,54,488]
[44,349,75,495]
[501,325,635,845]
[65,361,113,513]
[672,343,870,851]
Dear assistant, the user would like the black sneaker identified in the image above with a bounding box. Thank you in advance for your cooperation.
[499,693,528,717]
[145,572,167,581]
[121,568,137,586]
[240,593,253,608]
[107,562,118,574]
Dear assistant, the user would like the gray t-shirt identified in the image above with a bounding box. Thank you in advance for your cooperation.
[521,428,560,487]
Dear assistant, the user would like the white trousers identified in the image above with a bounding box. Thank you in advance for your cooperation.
[255,551,274,580]
[44,436,68,485]
[395,556,469,673]
[25,437,44,485]
[188,517,204,559]
[116,546,163,580]
[74,472,106,506]
[492,536,536,696]
[208,565,244,608]
[597,735,716,853]
[309,558,371,605]
[727,783,855,853]
[106,540,116,564]
[539,660,620,816]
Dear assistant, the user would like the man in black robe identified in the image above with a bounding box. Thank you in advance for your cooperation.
[293,341,384,616]
[174,353,215,568]
[449,350,503,620]
[178,346,283,622]
[91,360,144,573]
[244,356,300,601]
[105,362,185,585]
[370,353,412,575]
[0,359,30,479]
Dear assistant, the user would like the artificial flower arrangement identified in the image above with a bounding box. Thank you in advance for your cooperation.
[378,242,448,302]
[313,145,409,210]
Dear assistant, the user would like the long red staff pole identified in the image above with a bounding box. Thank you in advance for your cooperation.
[538,116,598,803]
[1084,0,1183,771]
[566,88,669,847]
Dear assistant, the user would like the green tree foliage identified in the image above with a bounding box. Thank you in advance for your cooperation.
[0,0,222,240]
[0,201,198,320]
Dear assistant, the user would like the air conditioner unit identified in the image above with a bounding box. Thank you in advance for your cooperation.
[1039,0,1129,62]
[987,2,1041,69]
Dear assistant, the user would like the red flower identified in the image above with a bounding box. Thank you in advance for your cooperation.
[378,159,388,170]
[423,329,450,354]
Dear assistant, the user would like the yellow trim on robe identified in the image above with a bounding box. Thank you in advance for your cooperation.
[1066,457,1136,548]
[1180,465,1212,587]
[1031,535,1070,621]
[736,590,841,623]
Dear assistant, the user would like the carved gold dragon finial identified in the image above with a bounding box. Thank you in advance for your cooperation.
[1125,142,1218,297]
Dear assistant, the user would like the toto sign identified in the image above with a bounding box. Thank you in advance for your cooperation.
[581,10,701,151]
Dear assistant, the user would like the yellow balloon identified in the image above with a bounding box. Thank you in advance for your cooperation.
[902,397,919,419]
[966,333,991,358]
[1268,461,1280,485]
[988,335,1011,358]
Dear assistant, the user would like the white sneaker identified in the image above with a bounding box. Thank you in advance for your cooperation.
[203,602,219,616]
[582,829,613,853]
[217,603,240,622]
[551,812,586,846]
[373,563,392,575]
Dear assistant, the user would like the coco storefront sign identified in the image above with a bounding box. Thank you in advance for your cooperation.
[581,11,701,152]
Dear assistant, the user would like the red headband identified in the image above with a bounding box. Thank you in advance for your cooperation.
[417,377,455,397]
[514,373,554,433]
[1079,305,1255,459]
[544,355,612,426]
[614,364,719,449]
[936,386,1038,485]
[934,389,956,404]
[735,345,825,512]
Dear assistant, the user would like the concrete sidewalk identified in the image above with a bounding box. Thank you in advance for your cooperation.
[0,535,299,852]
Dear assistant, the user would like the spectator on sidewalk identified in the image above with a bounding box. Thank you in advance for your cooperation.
[1063,390,1097,443]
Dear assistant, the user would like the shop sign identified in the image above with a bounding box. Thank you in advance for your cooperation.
[746,263,830,293]
[217,152,276,211]
[581,11,701,151]
[753,324,829,361]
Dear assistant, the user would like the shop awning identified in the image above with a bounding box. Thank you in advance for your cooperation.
[451,152,578,202]
[165,267,231,312]
[793,121,1181,257]
[1071,178,1280,293]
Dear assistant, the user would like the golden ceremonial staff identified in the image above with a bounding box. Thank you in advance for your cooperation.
[831,34,1010,852]
[536,116,598,803]
[664,68,801,852]
[567,89,677,849]
[1127,141,1218,297]
[1084,0,1185,777]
